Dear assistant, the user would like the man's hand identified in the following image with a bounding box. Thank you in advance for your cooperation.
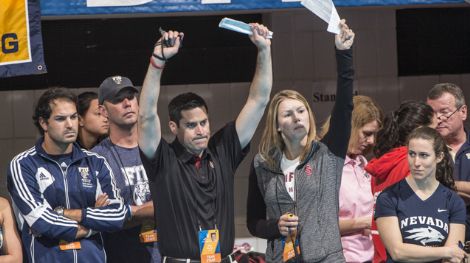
[335,19,355,50]
[248,23,271,51]
[442,244,466,263]
[359,216,372,236]
[63,209,82,223]
[95,193,109,207]
[75,225,90,239]
[152,29,184,63]
[123,202,155,229]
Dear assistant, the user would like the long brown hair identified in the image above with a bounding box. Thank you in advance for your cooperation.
[374,101,434,158]
[258,90,317,170]
[407,126,455,190]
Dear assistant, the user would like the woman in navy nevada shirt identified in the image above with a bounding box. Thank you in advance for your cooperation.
[375,126,467,262]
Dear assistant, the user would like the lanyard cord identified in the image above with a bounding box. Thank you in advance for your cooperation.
[276,167,300,263]
[106,142,134,202]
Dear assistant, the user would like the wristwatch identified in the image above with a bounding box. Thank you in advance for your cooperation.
[54,206,64,216]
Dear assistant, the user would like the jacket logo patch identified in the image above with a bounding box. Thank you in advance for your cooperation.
[304,164,312,176]
[78,167,93,188]
[39,172,48,180]
[35,167,54,193]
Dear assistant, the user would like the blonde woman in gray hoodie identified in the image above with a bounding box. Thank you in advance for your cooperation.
[247,20,355,262]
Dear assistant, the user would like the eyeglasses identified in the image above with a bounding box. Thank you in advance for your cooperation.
[436,105,462,121]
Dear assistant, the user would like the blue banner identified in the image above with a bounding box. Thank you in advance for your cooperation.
[0,0,47,78]
[40,0,466,16]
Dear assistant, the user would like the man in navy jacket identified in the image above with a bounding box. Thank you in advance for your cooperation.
[427,83,470,241]
[7,88,128,263]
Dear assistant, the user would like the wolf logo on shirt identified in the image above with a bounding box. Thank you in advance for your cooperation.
[405,226,444,245]
[133,181,151,205]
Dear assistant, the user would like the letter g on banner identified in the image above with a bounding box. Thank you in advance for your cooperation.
[2,34,19,54]
[0,0,29,63]
[0,0,47,78]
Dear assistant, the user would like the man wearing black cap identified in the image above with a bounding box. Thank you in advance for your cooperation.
[138,25,272,262]
[92,75,161,263]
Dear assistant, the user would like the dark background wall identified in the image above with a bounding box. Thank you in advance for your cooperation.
[0,14,260,90]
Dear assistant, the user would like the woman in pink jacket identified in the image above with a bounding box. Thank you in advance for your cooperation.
[337,96,383,262]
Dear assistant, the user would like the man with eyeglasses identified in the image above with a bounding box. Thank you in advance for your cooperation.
[427,82,470,241]
[92,76,161,263]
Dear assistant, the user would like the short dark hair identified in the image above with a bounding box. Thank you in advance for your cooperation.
[77,91,98,117]
[33,88,77,135]
[168,92,208,125]
[428,83,466,108]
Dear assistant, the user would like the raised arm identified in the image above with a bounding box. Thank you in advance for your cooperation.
[321,20,355,157]
[139,30,183,159]
[236,24,272,149]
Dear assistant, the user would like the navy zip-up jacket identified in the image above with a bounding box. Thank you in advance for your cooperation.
[454,130,470,240]
[7,138,128,263]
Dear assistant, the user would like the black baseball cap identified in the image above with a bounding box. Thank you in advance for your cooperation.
[98,76,139,104]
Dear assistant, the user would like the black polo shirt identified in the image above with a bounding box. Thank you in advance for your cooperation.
[140,121,249,258]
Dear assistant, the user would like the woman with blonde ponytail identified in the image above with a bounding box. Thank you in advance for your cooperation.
[247,20,355,262]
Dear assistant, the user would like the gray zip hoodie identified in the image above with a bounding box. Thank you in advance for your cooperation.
[247,47,353,262]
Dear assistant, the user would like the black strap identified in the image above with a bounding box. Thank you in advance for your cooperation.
[152,52,166,62]
[153,41,167,61]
